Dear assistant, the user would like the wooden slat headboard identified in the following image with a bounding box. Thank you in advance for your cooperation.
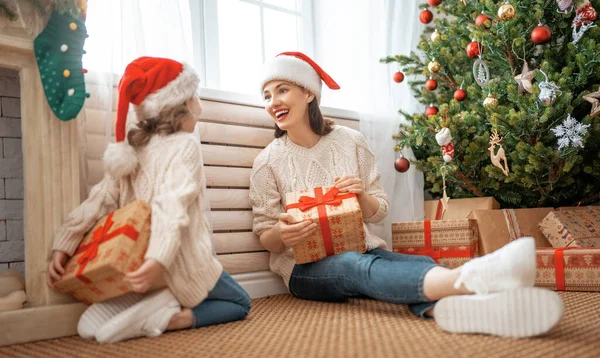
[81,84,360,295]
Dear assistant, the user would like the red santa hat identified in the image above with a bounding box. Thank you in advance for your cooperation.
[259,51,340,103]
[103,56,200,177]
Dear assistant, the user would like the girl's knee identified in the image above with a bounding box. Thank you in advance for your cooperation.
[241,291,252,316]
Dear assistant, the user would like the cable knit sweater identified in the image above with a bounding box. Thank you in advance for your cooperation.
[249,125,389,288]
[53,130,223,308]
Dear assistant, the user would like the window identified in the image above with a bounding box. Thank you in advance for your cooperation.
[83,0,195,75]
[83,0,314,96]
[191,0,314,95]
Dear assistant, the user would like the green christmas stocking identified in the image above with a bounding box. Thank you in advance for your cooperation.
[34,10,88,121]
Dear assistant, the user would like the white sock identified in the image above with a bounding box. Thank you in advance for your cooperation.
[454,237,536,294]
[95,288,181,343]
[77,293,144,339]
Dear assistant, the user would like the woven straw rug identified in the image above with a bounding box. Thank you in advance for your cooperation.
[1,292,599,358]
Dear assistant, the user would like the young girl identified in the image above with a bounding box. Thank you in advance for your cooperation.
[250,52,563,338]
[47,57,251,343]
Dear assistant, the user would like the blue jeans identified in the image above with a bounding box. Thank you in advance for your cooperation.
[190,271,251,328]
[289,249,437,318]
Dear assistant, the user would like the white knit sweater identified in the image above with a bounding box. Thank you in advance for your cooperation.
[53,130,223,308]
[249,125,389,287]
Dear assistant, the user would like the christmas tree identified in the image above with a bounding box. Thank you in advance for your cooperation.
[382,0,600,208]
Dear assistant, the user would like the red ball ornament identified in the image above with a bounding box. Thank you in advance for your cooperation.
[454,88,467,101]
[393,71,405,83]
[427,0,442,6]
[531,24,551,44]
[420,9,434,24]
[394,157,410,173]
[475,13,491,28]
[425,104,439,117]
[426,78,438,91]
[466,40,481,59]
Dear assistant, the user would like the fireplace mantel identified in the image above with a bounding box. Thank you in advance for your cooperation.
[0,0,87,346]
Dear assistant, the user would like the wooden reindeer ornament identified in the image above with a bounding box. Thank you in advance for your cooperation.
[489,129,509,176]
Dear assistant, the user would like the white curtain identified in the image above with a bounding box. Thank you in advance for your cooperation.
[313,0,426,246]
[79,0,193,196]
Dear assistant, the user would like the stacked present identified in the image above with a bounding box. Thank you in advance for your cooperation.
[399,195,600,291]
[390,197,498,267]
[54,200,152,304]
[286,186,366,264]
[392,219,478,269]
[535,208,600,291]
[468,208,553,255]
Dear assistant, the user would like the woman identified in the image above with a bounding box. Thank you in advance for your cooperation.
[249,52,563,338]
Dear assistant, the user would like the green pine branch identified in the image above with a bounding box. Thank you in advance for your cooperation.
[382,0,600,207]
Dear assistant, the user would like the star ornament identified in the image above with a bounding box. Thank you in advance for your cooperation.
[582,86,600,118]
[514,61,536,95]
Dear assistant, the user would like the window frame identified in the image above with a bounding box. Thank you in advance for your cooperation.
[189,0,315,93]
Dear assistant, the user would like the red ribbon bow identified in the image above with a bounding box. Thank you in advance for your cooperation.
[74,212,140,284]
[286,187,357,258]
[287,187,355,212]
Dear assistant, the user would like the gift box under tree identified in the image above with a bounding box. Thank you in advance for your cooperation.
[538,209,600,248]
[468,208,553,255]
[54,200,151,304]
[536,247,600,292]
[424,197,499,221]
[285,186,366,264]
[391,219,479,269]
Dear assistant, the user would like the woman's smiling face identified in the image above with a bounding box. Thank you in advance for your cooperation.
[262,80,314,132]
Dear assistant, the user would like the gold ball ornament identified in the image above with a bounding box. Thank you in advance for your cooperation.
[63,69,71,78]
[430,29,442,43]
[497,2,516,21]
[69,22,78,31]
[428,59,441,73]
[483,93,499,109]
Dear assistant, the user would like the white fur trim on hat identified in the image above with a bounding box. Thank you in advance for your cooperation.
[435,127,453,146]
[103,141,139,177]
[260,55,322,103]
[134,63,200,119]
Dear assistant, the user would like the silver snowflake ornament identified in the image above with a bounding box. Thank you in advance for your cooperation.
[550,114,590,150]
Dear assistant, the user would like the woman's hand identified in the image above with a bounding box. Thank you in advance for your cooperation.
[47,251,69,288]
[335,174,365,197]
[335,174,380,219]
[274,213,318,248]
[124,259,165,293]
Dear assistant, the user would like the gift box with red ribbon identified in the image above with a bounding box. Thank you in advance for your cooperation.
[285,186,366,264]
[54,200,151,304]
[391,219,478,269]
[538,209,600,248]
[536,247,600,292]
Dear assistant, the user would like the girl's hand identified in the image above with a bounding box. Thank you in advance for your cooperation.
[47,251,69,288]
[124,259,165,293]
[275,213,318,248]
[335,174,365,197]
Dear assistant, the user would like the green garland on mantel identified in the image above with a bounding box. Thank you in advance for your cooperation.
[0,0,83,21]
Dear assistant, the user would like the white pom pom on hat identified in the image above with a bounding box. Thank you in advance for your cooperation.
[104,56,200,177]
[259,51,340,104]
